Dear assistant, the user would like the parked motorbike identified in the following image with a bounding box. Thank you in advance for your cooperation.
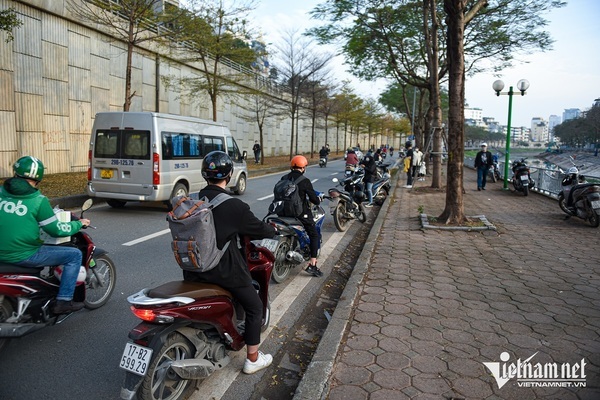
[510,158,535,196]
[327,174,367,232]
[344,163,359,177]
[557,163,600,227]
[371,166,391,205]
[319,157,327,168]
[488,161,502,183]
[0,199,116,353]
[263,198,326,283]
[120,237,277,400]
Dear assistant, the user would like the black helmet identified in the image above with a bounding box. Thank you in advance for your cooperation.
[202,151,233,180]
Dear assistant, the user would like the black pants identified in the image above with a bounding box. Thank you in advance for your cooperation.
[298,215,319,258]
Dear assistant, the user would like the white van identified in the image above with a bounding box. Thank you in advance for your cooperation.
[86,112,248,208]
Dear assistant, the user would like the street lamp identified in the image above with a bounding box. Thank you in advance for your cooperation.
[492,79,530,190]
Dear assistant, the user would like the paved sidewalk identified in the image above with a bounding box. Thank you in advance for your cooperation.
[297,167,600,400]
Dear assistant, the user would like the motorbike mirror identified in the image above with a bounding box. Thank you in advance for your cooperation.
[332,178,339,183]
[80,198,93,218]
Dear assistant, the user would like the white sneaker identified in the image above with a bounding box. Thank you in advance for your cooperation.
[243,351,273,374]
[405,185,413,188]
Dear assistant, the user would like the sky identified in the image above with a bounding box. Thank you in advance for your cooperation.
[251,0,600,128]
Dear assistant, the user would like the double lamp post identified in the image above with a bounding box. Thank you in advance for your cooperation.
[492,79,530,190]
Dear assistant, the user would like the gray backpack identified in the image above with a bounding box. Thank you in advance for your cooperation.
[167,193,232,272]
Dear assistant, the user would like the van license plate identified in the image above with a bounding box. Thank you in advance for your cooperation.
[119,342,153,376]
[100,169,113,179]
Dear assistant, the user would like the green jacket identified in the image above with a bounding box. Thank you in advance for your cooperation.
[0,177,83,263]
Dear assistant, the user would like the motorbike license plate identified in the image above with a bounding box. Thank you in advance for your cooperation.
[100,168,113,179]
[591,200,600,209]
[520,175,529,181]
[119,342,153,376]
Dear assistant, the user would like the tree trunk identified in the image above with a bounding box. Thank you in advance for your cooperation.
[439,0,467,224]
[124,40,134,111]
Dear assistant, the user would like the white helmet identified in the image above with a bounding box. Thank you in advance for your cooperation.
[568,167,578,174]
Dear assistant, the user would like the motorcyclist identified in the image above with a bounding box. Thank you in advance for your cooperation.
[319,145,329,163]
[360,150,377,207]
[182,151,276,374]
[345,149,359,166]
[280,155,323,277]
[0,156,91,314]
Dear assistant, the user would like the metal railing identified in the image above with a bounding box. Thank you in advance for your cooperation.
[464,157,600,200]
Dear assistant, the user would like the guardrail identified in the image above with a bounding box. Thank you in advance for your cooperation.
[464,157,600,200]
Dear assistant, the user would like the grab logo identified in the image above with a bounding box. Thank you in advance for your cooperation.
[0,199,28,216]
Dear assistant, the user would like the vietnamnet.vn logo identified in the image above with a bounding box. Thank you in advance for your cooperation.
[483,351,587,389]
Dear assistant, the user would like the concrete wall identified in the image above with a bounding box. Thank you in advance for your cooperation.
[0,0,349,177]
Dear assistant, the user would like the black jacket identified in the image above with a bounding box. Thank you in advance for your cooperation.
[475,151,494,168]
[281,170,320,218]
[361,154,377,183]
[183,185,275,288]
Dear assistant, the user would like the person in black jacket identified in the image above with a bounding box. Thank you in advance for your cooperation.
[360,150,377,207]
[252,140,261,164]
[183,151,276,375]
[474,143,494,190]
[280,155,323,277]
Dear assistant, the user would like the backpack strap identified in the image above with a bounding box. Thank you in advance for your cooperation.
[294,175,308,185]
[207,192,233,209]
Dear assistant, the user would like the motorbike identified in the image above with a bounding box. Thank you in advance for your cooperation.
[319,157,327,168]
[557,163,600,227]
[488,161,502,183]
[344,163,359,177]
[510,158,535,196]
[263,198,326,283]
[327,174,367,232]
[371,165,391,205]
[0,199,116,353]
[120,237,278,400]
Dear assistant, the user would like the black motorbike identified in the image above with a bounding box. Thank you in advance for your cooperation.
[510,158,535,196]
[327,174,367,232]
[557,164,600,227]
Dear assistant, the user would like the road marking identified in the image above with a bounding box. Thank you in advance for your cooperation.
[122,229,169,246]
[189,229,348,400]
[257,194,274,201]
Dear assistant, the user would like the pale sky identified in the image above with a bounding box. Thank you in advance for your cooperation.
[251,0,600,128]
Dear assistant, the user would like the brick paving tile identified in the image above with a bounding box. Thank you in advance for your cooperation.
[325,166,600,400]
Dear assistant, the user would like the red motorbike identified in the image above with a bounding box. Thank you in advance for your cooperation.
[119,237,277,400]
[0,199,117,353]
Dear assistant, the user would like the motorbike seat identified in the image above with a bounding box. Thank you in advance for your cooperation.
[0,263,45,274]
[148,280,232,300]
[265,215,301,225]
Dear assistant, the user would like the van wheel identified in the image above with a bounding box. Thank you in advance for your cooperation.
[171,183,188,199]
[233,174,246,195]
[106,199,126,208]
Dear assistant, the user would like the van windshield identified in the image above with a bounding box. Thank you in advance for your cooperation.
[94,130,150,160]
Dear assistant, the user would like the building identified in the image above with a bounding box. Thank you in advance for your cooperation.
[548,114,561,143]
[563,108,581,121]
[465,107,484,127]
[530,117,549,143]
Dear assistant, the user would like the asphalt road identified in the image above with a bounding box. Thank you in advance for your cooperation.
[0,158,381,400]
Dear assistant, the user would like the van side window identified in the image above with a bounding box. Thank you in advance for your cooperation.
[226,136,241,160]
[202,136,224,155]
[162,132,202,160]
[123,131,150,160]
[94,131,119,158]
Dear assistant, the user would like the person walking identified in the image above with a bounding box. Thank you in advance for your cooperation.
[183,151,276,374]
[412,146,423,181]
[0,156,91,314]
[403,141,414,188]
[475,143,494,191]
[252,140,261,164]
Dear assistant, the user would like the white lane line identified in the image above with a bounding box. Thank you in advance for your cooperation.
[190,229,347,400]
[257,194,274,201]
[122,229,169,246]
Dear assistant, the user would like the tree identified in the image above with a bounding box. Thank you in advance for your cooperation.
[67,0,188,111]
[271,29,331,159]
[166,0,259,121]
[0,8,22,42]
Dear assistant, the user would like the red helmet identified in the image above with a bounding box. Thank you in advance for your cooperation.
[290,155,308,169]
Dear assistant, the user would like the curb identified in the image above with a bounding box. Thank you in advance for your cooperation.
[292,167,400,400]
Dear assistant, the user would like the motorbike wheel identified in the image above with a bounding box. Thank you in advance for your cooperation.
[374,187,389,206]
[84,254,117,309]
[0,298,14,353]
[588,201,600,228]
[522,185,529,196]
[357,205,367,223]
[333,202,350,232]
[139,332,196,400]
[271,239,292,283]
[490,171,497,183]
[558,193,571,215]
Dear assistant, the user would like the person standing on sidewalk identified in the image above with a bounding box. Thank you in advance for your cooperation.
[412,146,423,181]
[403,141,414,188]
[252,140,261,164]
[475,143,494,190]
[360,150,377,207]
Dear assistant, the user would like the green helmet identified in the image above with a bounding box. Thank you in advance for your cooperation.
[13,156,45,181]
